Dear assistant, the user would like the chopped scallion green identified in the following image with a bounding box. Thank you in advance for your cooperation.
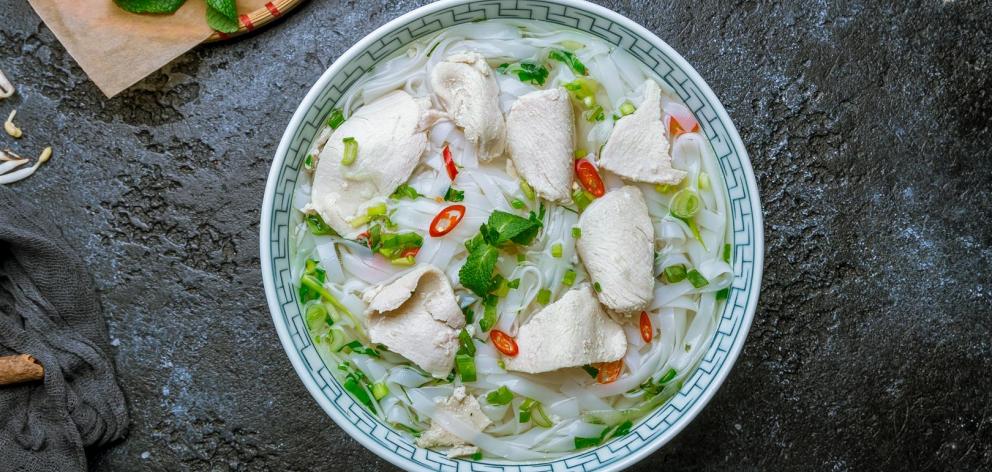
[594,282,602,292]
[391,183,422,200]
[723,243,732,263]
[508,278,520,289]
[574,149,587,159]
[670,189,701,219]
[655,183,675,194]
[455,353,476,382]
[686,269,709,288]
[716,287,729,300]
[479,296,499,332]
[371,382,389,400]
[572,188,595,212]
[551,243,563,258]
[537,288,551,304]
[572,227,581,238]
[620,100,636,116]
[658,368,677,384]
[303,154,316,171]
[458,328,476,356]
[366,203,387,217]
[520,180,536,200]
[389,256,415,266]
[341,137,358,166]
[562,269,576,286]
[305,213,338,236]
[326,108,345,129]
[664,264,687,283]
[698,172,710,190]
[516,254,527,263]
[444,186,465,202]
[511,198,526,209]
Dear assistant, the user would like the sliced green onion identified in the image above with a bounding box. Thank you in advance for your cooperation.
[655,183,675,194]
[723,244,732,263]
[573,149,587,159]
[574,436,600,449]
[531,403,553,428]
[519,398,537,423]
[326,108,345,129]
[670,189,701,219]
[516,254,526,263]
[508,278,520,289]
[458,328,475,356]
[563,77,599,103]
[551,243,563,258]
[716,287,729,300]
[497,358,506,370]
[612,420,633,437]
[686,269,709,288]
[520,180,536,200]
[562,269,576,286]
[349,214,371,228]
[537,288,551,304]
[511,198,526,209]
[698,172,710,190]
[470,452,482,461]
[572,188,595,212]
[485,385,513,405]
[658,368,677,384]
[582,95,596,108]
[305,303,330,330]
[303,154,316,171]
[479,296,498,332]
[586,105,605,122]
[494,277,511,297]
[366,203,387,217]
[341,137,358,166]
[339,340,380,358]
[343,376,375,412]
[463,307,474,324]
[664,264,687,283]
[455,353,477,382]
[389,256,416,266]
[371,382,389,400]
[620,100,636,116]
[572,227,581,238]
[305,213,338,236]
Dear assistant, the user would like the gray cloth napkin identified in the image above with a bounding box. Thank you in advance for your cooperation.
[0,187,128,471]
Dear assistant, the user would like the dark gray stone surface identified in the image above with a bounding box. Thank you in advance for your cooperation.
[1,0,989,470]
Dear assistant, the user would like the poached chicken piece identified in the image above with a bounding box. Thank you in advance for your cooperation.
[576,186,655,315]
[415,386,492,458]
[504,283,627,373]
[362,265,464,378]
[506,88,575,202]
[311,90,428,236]
[430,52,507,161]
[598,80,687,185]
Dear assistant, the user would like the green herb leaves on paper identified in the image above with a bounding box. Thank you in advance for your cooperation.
[206,0,239,33]
[114,0,187,14]
[116,0,240,34]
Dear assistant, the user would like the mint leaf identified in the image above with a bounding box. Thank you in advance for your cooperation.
[206,0,237,19]
[458,241,499,298]
[207,6,239,33]
[487,210,542,246]
[115,0,186,14]
[495,62,549,86]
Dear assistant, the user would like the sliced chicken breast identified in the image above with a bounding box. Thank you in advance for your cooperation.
[576,186,655,315]
[504,284,627,374]
[598,80,687,185]
[416,386,491,457]
[430,52,506,161]
[506,88,575,202]
[363,265,464,378]
[311,90,428,236]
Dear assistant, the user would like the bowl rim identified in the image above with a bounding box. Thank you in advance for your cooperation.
[260,0,764,470]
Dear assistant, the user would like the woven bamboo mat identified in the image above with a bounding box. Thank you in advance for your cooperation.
[205,0,307,42]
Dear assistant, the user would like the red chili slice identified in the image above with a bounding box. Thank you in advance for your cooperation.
[596,359,623,384]
[400,247,420,258]
[358,231,371,249]
[490,330,519,356]
[668,116,701,138]
[639,311,653,343]
[442,144,458,181]
[574,159,605,197]
[428,204,466,237]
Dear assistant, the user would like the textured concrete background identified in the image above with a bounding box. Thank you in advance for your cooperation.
[1,0,990,470]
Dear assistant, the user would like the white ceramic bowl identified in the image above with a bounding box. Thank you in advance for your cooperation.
[261,1,764,470]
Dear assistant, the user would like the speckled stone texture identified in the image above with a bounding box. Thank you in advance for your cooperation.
[1,0,989,470]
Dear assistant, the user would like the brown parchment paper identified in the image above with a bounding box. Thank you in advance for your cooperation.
[27,0,276,98]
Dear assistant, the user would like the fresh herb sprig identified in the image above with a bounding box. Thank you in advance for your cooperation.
[115,0,240,34]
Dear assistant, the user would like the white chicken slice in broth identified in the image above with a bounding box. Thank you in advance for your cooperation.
[598,80,687,185]
[504,284,627,374]
[506,88,575,202]
[311,90,428,236]
[416,386,491,457]
[576,186,655,315]
[363,265,464,378]
[430,52,507,161]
